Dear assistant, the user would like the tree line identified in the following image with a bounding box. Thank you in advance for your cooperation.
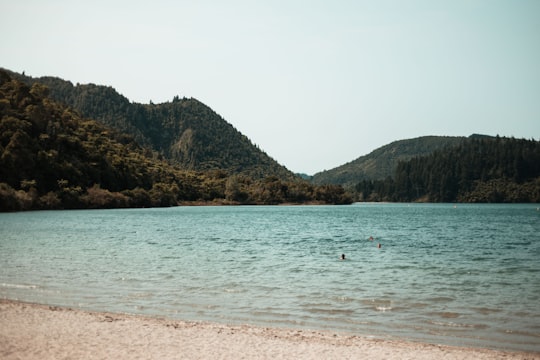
[355,136,540,203]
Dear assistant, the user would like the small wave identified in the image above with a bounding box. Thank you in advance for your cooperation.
[301,302,333,309]
[407,302,429,309]
[223,287,246,293]
[251,310,293,319]
[428,320,488,329]
[471,257,492,261]
[118,277,145,283]
[506,241,532,247]
[504,329,540,338]
[331,296,355,303]
[361,298,392,305]
[426,296,455,303]
[123,292,154,300]
[430,311,461,319]
[360,298,394,312]
[305,307,355,316]
[471,307,502,315]
[0,283,38,289]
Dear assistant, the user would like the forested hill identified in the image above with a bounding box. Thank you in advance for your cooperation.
[311,136,466,187]
[5,69,293,180]
[356,136,540,203]
[0,71,352,211]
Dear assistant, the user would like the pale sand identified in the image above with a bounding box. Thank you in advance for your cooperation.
[1,300,538,360]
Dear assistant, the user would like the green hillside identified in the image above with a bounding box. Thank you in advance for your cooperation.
[356,136,540,202]
[0,71,352,211]
[7,69,293,180]
[312,136,465,187]
[5,68,534,206]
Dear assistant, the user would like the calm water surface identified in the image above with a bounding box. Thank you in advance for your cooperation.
[1,204,539,352]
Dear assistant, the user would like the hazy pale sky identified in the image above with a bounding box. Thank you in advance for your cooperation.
[2,0,539,174]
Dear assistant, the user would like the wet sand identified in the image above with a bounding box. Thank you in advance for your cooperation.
[1,300,538,359]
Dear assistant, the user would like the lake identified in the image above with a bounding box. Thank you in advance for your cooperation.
[1,203,539,352]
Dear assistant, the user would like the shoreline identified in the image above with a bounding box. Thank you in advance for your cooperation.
[1,300,538,360]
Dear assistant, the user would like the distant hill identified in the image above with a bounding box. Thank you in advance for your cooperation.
[312,136,466,187]
[5,69,294,180]
[356,136,540,203]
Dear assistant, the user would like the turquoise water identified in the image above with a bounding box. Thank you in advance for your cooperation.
[1,204,539,352]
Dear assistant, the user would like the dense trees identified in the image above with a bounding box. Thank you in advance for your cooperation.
[0,71,351,211]
[9,70,293,180]
[10,68,538,207]
[356,136,540,203]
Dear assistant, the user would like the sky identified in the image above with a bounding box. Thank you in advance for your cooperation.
[1,0,539,175]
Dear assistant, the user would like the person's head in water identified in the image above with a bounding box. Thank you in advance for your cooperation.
[341,254,346,260]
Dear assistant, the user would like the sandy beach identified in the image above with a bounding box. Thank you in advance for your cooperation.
[0,300,538,360]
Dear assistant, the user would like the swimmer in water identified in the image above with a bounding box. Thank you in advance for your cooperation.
[340,254,346,260]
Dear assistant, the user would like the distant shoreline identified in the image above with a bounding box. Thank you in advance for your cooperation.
[4,200,540,213]
[1,299,537,360]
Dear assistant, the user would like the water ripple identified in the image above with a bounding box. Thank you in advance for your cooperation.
[0,204,539,352]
